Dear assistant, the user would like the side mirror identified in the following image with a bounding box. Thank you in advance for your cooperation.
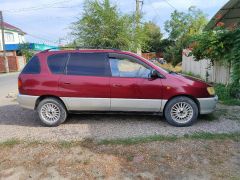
[149,69,160,79]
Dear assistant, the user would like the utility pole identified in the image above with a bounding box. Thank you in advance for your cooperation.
[0,11,9,73]
[135,0,143,55]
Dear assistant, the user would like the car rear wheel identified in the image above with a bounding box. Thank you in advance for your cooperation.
[37,98,67,127]
[164,96,198,127]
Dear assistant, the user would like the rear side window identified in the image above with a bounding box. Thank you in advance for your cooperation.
[67,53,109,76]
[47,53,68,74]
[22,56,40,74]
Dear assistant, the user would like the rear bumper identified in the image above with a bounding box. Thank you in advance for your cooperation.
[17,94,39,110]
[197,96,218,114]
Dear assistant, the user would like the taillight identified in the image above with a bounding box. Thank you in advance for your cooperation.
[18,78,22,89]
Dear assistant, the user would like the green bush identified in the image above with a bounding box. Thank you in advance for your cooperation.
[19,43,35,63]
[215,84,240,106]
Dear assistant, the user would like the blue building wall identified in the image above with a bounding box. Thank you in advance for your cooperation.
[5,43,58,51]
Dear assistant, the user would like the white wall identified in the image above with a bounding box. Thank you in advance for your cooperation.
[0,29,25,50]
[182,49,231,84]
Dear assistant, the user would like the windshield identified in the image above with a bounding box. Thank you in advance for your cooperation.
[138,55,169,73]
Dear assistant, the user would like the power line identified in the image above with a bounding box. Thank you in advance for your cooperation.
[162,0,177,10]
[3,0,74,13]
[27,33,58,45]
[147,0,164,22]
[1,19,59,43]
[5,6,81,15]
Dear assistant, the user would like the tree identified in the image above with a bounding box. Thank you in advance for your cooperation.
[71,0,136,50]
[165,6,207,41]
[141,21,163,52]
[163,6,207,65]
[19,43,34,62]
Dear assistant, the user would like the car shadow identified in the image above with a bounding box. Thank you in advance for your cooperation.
[0,104,164,127]
[0,104,40,127]
[0,104,220,128]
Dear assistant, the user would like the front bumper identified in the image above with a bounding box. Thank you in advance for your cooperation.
[197,96,218,114]
[17,94,39,110]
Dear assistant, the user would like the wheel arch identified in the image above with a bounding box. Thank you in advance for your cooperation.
[163,94,200,115]
[35,95,67,110]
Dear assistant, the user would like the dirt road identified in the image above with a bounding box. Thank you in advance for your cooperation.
[0,139,239,179]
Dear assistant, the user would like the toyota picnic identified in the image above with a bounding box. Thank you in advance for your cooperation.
[17,49,218,127]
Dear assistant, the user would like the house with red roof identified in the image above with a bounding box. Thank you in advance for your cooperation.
[0,22,26,72]
[0,22,26,51]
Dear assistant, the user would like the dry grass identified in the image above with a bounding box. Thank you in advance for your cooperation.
[0,138,239,179]
[158,63,182,72]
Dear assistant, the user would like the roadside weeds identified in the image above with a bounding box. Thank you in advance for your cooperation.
[99,132,240,145]
[1,132,239,148]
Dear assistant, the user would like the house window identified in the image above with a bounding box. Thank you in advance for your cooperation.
[5,32,14,42]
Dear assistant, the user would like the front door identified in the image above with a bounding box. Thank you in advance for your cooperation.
[59,52,111,111]
[108,53,163,112]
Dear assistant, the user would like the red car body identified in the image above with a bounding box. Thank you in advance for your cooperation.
[18,49,218,126]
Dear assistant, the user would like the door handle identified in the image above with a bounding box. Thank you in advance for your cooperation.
[63,82,71,85]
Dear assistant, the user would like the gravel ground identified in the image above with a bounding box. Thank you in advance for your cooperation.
[0,100,240,141]
[0,73,239,142]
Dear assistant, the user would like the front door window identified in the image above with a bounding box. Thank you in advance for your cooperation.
[109,57,151,78]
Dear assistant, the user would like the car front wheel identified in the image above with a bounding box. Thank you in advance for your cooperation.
[37,98,67,127]
[164,96,198,127]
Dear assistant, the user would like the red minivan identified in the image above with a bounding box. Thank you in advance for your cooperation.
[17,49,218,127]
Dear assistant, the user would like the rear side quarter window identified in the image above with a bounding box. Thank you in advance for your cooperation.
[22,56,40,74]
[47,53,68,74]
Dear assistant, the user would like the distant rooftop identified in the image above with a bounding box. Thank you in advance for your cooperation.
[205,0,240,30]
[3,22,25,34]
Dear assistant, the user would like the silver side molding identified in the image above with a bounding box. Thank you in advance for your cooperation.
[62,97,164,112]
[111,98,162,112]
[18,94,166,112]
[61,97,110,111]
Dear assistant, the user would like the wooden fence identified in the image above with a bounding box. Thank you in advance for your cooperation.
[182,49,231,84]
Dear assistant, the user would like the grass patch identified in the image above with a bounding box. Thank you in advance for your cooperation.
[58,141,77,148]
[1,133,239,147]
[184,132,240,141]
[99,135,178,145]
[215,84,240,106]
[220,99,240,106]
[99,132,240,145]
[0,139,21,147]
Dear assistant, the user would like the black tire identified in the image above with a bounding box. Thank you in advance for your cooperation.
[164,96,198,127]
[37,98,67,127]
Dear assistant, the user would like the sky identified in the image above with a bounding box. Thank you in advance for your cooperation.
[1,0,229,46]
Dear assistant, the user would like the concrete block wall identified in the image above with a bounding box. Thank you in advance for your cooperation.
[0,51,26,73]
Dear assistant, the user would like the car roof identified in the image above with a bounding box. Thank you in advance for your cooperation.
[38,48,137,57]
[40,48,121,54]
